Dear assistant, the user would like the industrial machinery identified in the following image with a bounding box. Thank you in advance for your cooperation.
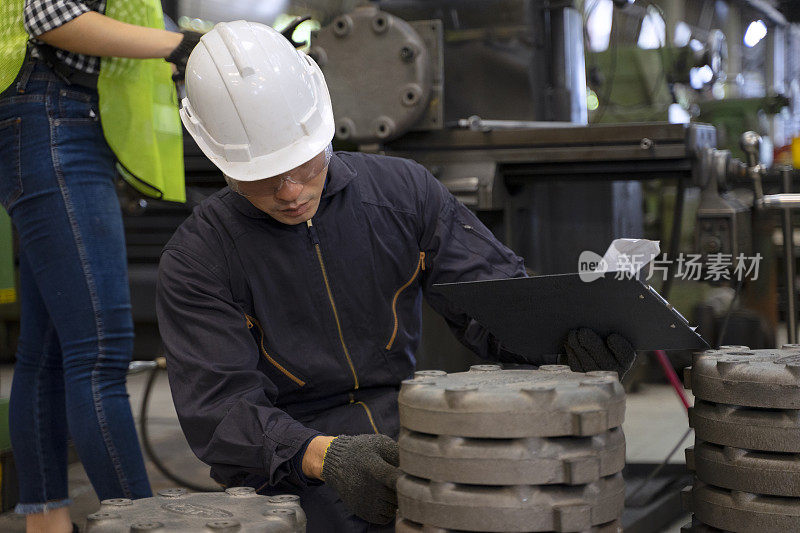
[1,0,800,530]
[298,2,800,531]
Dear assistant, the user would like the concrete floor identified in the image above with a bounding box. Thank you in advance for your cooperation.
[0,366,692,532]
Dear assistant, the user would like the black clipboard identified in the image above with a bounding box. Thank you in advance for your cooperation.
[433,273,710,358]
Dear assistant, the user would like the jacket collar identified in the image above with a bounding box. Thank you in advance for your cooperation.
[224,152,357,221]
[323,152,357,198]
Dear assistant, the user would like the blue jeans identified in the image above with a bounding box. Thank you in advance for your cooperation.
[0,60,152,513]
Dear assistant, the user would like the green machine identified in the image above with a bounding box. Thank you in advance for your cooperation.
[588,45,789,157]
[697,95,790,160]
[588,46,692,123]
[0,209,14,306]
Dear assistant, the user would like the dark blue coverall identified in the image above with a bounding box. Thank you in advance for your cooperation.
[156,152,556,532]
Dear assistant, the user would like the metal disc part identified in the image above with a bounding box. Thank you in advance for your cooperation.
[397,473,624,532]
[395,516,623,533]
[682,480,800,533]
[686,346,800,409]
[690,400,800,453]
[399,427,625,485]
[687,440,800,497]
[399,366,625,438]
[85,488,305,532]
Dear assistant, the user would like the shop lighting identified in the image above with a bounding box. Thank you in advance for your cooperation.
[744,20,767,48]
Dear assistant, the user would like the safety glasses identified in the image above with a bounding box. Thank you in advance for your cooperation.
[232,145,332,198]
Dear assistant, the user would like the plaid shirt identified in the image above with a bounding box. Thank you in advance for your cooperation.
[24,0,106,74]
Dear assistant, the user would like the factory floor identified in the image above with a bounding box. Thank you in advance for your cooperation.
[0,366,693,532]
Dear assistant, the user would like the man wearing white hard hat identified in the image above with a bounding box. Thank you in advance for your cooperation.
[156,20,636,532]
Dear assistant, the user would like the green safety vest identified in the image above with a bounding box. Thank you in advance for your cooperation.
[0,0,185,203]
[0,209,15,305]
[0,1,27,304]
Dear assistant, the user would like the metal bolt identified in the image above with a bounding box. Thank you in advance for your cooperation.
[402,379,437,391]
[270,509,295,515]
[470,365,501,372]
[307,46,327,67]
[586,371,618,379]
[400,83,423,108]
[640,137,654,150]
[264,508,297,519]
[400,46,415,62]
[332,16,352,37]
[415,370,447,378]
[87,512,120,521]
[101,498,133,506]
[225,486,255,496]
[372,14,389,33]
[374,117,395,139]
[158,488,187,498]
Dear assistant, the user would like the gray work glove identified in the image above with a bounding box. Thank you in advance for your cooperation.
[561,328,636,378]
[321,434,400,525]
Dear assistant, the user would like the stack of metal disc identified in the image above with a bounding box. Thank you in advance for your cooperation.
[682,345,800,532]
[396,364,627,532]
[83,487,306,532]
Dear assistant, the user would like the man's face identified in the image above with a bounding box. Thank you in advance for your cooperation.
[231,149,329,225]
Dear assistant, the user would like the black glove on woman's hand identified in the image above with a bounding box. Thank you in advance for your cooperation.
[166,30,203,81]
[321,434,400,524]
[561,328,636,377]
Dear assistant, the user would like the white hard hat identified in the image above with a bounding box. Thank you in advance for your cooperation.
[180,20,335,181]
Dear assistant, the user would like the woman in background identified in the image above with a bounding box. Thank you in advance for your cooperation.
[0,1,198,531]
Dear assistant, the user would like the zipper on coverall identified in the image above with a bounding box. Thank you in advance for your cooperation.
[306,219,360,390]
[385,251,426,350]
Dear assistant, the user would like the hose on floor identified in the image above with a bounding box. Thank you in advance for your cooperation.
[135,358,221,492]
